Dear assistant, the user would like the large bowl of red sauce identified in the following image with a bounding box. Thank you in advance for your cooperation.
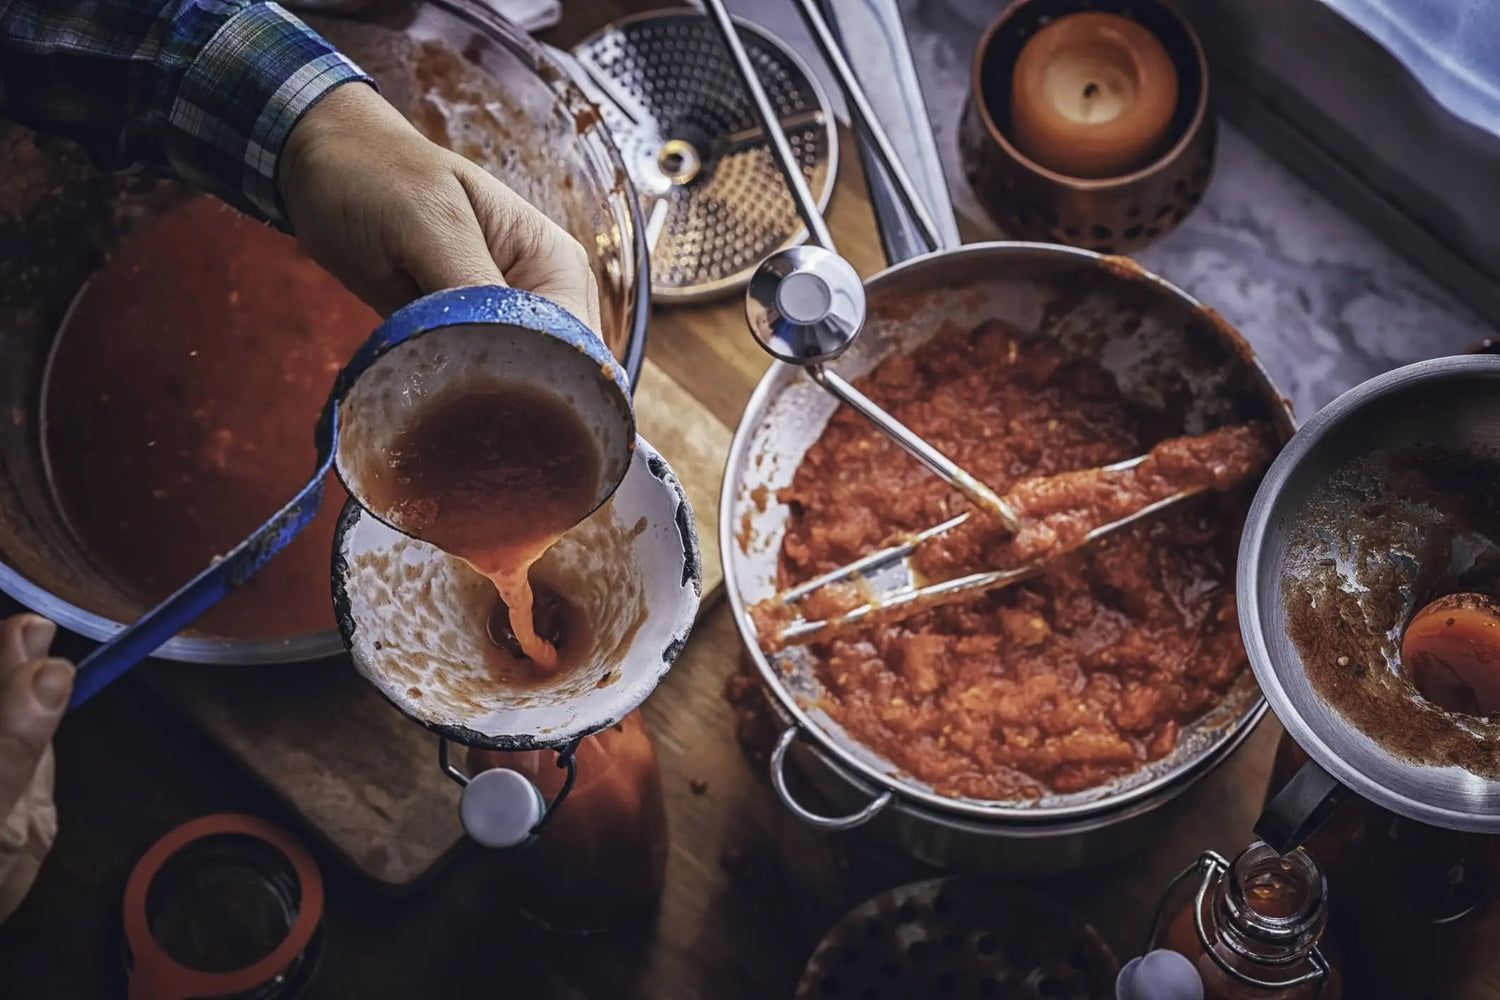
[722,245,1295,870]
[0,0,647,664]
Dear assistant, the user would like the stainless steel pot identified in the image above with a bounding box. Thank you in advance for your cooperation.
[1242,355,1500,847]
[722,246,1294,872]
[0,0,648,665]
[712,0,1294,872]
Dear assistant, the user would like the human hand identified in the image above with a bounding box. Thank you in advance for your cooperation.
[0,615,73,922]
[278,82,602,330]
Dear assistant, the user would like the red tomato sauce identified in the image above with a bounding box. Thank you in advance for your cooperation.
[758,322,1270,800]
[44,196,378,640]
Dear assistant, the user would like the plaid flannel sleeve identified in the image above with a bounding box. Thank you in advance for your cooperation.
[0,0,373,225]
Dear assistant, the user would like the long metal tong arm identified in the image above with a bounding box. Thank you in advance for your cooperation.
[776,453,1149,604]
[779,487,1202,645]
[702,0,834,250]
[810,367,1021,532]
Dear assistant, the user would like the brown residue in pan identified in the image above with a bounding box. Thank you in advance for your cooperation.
[1283,447,1500,779]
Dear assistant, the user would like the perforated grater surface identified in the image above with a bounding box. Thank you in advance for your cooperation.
[796,879,1119,1000]
[572,11,836,302]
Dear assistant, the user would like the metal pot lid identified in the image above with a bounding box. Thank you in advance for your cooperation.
[571,10,837,302]
[1238,355,1500,834]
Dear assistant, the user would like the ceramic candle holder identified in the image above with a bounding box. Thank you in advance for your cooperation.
[959,0,1214,254]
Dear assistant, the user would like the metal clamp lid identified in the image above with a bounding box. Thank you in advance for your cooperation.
[1145,851,1331,998]
[1116,949,1203,1000]
[440,738,581,848]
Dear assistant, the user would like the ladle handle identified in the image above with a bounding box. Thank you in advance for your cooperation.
[69,472,328,709]
[1254,757,1352,855]
[68,429,336,710]
[810,367,1020,531]
[702,0,834,251]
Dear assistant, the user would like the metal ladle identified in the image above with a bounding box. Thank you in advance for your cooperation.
[701,0,1019,533]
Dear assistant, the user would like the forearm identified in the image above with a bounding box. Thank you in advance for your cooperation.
[0,0,371,223]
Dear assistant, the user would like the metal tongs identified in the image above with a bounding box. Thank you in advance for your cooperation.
[701,0,1212,645]
[774,455,1207,646]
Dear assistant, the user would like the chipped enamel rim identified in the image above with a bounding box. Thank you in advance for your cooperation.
[327,285,635,544]
[332,436,702,751]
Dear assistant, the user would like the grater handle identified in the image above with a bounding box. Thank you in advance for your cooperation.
[702,0,837,252]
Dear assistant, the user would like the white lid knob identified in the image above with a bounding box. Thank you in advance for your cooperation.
[459,767,545,849]
[1117,950,1204,1000]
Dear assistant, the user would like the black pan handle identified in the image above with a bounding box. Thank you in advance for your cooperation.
[1254,757,1352,854]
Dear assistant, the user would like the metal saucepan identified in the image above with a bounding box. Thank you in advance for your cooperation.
[0,0,648,666]
[711,0,1294,871]
[1243,355,1500,849]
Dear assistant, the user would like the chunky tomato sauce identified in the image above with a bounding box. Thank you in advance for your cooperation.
[44,196,378,639]
[760,321,1272,800]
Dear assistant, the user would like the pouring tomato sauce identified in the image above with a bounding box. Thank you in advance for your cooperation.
[357,384,600,674]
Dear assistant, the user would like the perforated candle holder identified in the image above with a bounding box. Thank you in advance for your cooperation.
[958,0,1215,254]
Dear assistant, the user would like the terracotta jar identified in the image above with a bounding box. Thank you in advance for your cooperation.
[1264,734,1500,997]
[467,711,668,934]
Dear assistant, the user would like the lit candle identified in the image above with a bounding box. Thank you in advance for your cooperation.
[1009,12,1178,179]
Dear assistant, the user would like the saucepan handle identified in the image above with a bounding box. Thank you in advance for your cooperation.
[1254,757,1351,855]
[770,725,892,831]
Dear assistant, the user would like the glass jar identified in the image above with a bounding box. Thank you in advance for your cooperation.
[465,710,668,935]
[1135,843,1341,1000]
[1264,734,1500,998]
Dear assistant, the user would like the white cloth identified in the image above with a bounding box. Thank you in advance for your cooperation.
[475,0,561,33]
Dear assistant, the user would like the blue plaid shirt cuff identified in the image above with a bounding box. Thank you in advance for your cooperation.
[170,2,370,225]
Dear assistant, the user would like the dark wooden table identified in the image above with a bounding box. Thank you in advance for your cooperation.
[4,1,1500,998]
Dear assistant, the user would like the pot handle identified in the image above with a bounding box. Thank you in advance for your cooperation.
[770,725,892,831]
[1254,757,1351,855]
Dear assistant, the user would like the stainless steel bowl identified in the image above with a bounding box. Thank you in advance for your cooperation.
[1240,355,1500,834]
[0,0,648,665]
[721,243,1294,870]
